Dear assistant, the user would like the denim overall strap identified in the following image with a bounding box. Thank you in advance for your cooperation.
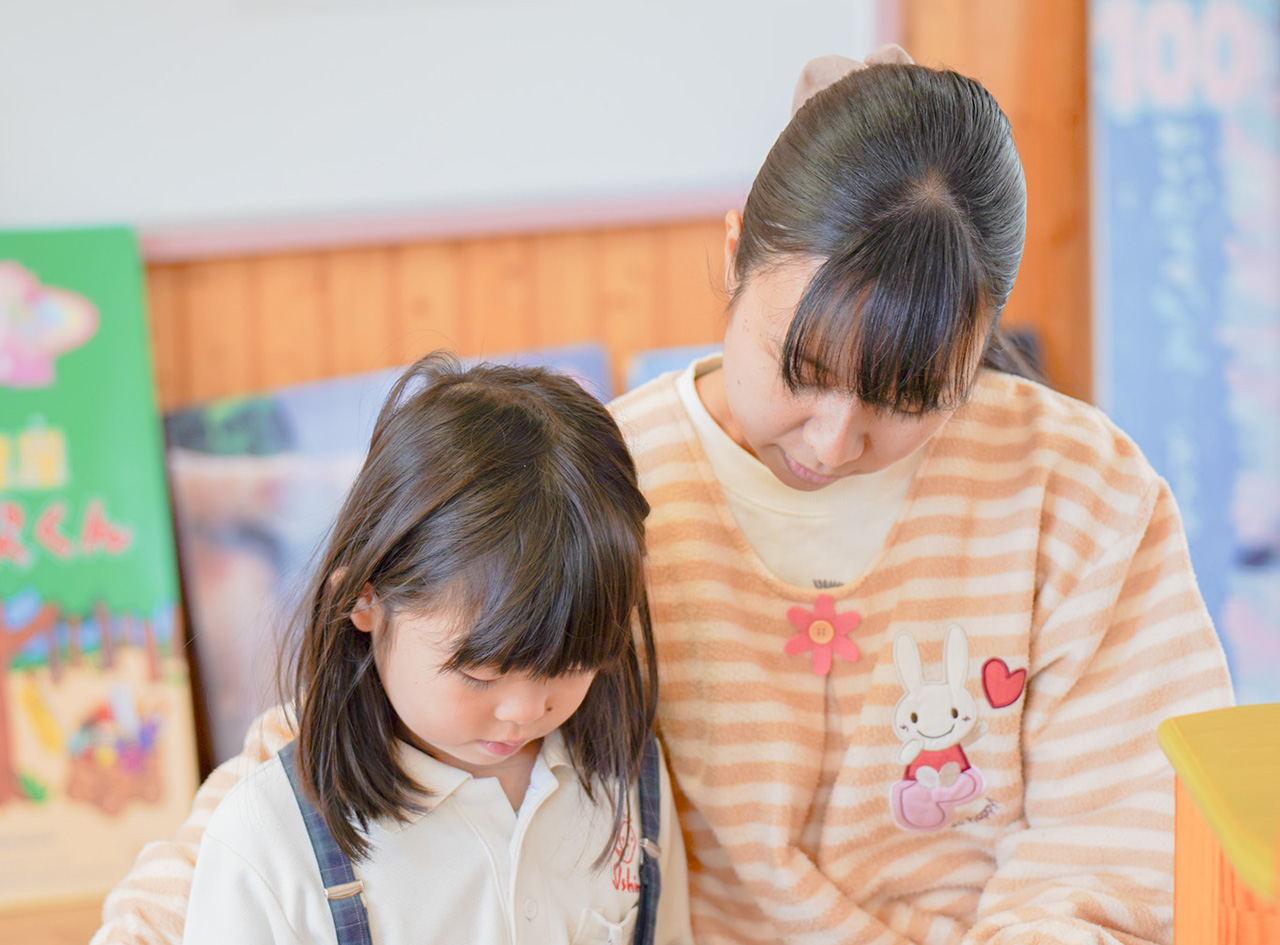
[632,734,663,945]
[279,741,374,945]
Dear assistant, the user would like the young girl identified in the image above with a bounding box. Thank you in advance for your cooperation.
[97,52,1233,945]
[180,353,692,945]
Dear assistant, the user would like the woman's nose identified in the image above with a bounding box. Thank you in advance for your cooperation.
[805,399,866,469]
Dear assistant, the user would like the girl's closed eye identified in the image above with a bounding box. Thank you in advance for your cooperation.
[457,669,499,689]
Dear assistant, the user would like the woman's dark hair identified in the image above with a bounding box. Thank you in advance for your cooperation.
[282,352,657,862]
[734,62,1035,412]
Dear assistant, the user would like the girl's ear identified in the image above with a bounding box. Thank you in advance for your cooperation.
[723,209,742,294]
[349,583,380,634]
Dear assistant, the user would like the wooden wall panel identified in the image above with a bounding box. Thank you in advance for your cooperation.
[660,219,729,347]
[459,236,536,356]
[144,263,185,407]
[532,232,600,349]
[326,248,397,379]
[145,219,728,411]
[181,259,257,402]
[254,253,327,390]
[598,229,663,386]
[902,0,1091,401]
[393,241,464,363]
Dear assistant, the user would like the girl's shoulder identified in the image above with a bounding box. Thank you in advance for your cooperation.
[191,749,340,943]
[203,751,307,859]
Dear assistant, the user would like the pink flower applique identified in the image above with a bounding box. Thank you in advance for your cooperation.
[784,595,861,676]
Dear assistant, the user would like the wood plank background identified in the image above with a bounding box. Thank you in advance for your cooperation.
[145,220,732,411]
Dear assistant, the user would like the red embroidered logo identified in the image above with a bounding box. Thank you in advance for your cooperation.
[611,817,640,892]
[784,594,860,676]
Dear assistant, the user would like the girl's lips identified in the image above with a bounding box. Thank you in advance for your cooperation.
[479,740,523,757]
[783,452,842,486]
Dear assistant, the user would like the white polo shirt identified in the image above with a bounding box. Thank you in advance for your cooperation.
[183,733,691,945]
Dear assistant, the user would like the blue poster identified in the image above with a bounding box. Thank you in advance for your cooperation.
[1092,0,1279,705]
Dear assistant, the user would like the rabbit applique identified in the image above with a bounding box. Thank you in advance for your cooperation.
[889,625,987,831]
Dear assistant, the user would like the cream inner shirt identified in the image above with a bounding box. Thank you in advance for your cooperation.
[183,733,691,945]
[676,355,922,855]
[675,355,921,589]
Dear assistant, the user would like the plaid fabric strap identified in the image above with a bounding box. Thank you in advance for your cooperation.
[279,741,374,945]
[633,734,663,945]
[280,736,661,945]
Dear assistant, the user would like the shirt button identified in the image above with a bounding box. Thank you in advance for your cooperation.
[523,898,538,919]
[808,619,835,644]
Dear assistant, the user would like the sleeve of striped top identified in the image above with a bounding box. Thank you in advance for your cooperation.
[88,705,298,945]
[964,478,1233,944]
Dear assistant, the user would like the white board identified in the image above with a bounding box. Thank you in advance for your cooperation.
[0,0,878,255]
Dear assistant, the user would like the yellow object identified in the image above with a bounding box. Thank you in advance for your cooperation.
[1158,703,1280,902]
[93,745,116,768]
[18,675,64,754]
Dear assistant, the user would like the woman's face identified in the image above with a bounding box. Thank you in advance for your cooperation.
[710,253,961,491]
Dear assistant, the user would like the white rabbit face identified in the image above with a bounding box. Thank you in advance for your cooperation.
[891,625,979,751]
[893,688,978,750]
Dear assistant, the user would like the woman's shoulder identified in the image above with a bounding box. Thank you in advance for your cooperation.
[606,370,697,476]
[949,370,1157,481]
[607,369,684,432]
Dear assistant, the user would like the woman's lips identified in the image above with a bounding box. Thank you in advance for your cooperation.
[783,452,842,486]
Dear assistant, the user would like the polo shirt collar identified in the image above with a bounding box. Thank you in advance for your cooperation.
[392,731,571,823]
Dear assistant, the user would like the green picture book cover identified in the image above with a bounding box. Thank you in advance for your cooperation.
[0,227,198,910]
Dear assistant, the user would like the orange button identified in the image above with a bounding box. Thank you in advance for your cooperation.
[808,620,835,645]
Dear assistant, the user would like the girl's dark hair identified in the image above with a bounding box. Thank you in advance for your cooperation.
[282,352,657,862]
[735,62,1035,412]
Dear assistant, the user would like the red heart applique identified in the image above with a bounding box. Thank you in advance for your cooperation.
[982,658,1026,708]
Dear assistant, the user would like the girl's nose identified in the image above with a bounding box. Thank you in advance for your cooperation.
[805,398,867,469]
[494,684,549,725]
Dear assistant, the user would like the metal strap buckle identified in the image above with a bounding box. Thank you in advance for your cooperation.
[325,880,365,901]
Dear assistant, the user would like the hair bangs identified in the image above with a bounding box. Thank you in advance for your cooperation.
[441,488,643,680]
[781,192,990,413]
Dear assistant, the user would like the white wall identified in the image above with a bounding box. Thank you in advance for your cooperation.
[0,0,877,254]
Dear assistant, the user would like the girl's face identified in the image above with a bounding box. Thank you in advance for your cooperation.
[352,593,596,780]
[710,253,959,491]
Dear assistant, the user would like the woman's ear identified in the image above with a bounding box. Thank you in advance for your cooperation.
[723,209,742,295]
[349,583,380,634]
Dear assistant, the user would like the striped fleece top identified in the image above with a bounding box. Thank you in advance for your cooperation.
[91,367,1233,945]
[610,367,1232,945]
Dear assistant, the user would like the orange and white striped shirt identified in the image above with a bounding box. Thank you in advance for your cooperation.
[92,366,1233,945]
[611,367,1232,945]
